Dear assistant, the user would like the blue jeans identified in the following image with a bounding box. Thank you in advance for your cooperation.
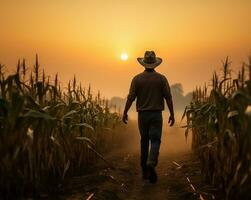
[138,111,163,169]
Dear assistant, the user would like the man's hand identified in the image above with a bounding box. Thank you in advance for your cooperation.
[122,113,128,124]
[168,115,175,127]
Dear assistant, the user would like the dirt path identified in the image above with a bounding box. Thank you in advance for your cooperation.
[57,124,221,200]
[61,150,219,200]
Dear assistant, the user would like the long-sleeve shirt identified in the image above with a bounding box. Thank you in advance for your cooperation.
[127,70,172,112]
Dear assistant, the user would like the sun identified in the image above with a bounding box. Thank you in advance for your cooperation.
[121,53,128,61]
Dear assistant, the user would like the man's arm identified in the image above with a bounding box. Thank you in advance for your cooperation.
[162,76,175,126]
[122,99,133,124]
[123,77,136,124]
[165,97,175,126]
[165,97,174,116]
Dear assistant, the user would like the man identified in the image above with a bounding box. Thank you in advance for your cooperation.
[122,50,175,183]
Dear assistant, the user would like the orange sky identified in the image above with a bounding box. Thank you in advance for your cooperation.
[1,0,251,98]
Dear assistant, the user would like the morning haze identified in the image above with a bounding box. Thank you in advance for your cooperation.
[1,1,251,199]
[1,0,251,98]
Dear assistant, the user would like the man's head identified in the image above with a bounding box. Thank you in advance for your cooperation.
[137,51,162,69]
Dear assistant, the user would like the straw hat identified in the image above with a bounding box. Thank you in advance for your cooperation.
[137,51,162,69]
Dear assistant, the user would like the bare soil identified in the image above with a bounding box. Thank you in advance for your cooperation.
[52,122,222,200]
[55,150,221,200]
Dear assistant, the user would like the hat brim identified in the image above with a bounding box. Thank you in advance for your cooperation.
[137,57,162,69]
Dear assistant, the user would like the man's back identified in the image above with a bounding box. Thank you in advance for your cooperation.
[128,70,171,112]
[123,51,175,184]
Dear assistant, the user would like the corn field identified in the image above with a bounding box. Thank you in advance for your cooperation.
[183,57,251,199]
[0,55,121,199]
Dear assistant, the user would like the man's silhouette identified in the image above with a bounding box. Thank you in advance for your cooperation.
[123,51,175,183]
